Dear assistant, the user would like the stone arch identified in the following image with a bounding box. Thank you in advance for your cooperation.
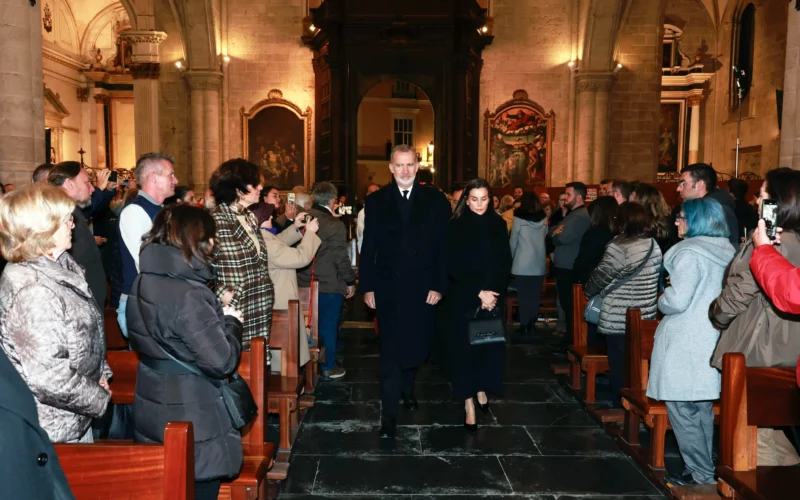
[168,0,217,70]
[117,0,137,29]
[80,4,132,61]
[580,0,631,72]
[356,74,438,109]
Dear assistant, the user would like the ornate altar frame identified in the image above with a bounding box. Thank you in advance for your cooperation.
[484,89,555,187]
[241,89,313,188]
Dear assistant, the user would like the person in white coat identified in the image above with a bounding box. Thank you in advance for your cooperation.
[646,197,735,486]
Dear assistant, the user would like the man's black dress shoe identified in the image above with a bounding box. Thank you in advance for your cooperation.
[379,419,397,439]
[402,393,419,412]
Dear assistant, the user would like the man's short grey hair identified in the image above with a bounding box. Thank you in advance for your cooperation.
[135,152,174,186]
[391,144,418,164]
[312,182,338,207]
[295,192,311,208]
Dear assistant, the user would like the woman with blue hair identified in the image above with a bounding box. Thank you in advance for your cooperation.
[646,197,735,486]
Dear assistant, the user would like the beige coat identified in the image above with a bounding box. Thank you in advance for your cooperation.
[263,228,321,371]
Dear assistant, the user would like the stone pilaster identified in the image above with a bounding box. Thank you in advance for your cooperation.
[687,94,704,165]
[0,0,45,182]
[575,74,615,184]
[94,93,110,169]
[77,86,92,168]
[184,71,223,191]
[123,31,167,160]
[780,11,800,169]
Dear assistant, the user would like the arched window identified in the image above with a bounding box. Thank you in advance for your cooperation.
[730,3,755,114]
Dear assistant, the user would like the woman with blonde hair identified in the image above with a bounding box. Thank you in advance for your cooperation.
[0,184,111,443]
[499,194,517,232]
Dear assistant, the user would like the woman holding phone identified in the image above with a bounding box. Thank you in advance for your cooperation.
[710,167,800,466]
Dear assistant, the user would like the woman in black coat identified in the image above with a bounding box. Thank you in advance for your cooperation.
[126,205,244,499]
[446,178,512,433]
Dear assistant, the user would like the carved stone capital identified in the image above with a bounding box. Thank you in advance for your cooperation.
[184,71,223,91]
[77,87,90,102]
[687,94,704,107]
[122,30,168,45]
[93,94,110,105]
[575,73,615,93]
[130,63,161,80]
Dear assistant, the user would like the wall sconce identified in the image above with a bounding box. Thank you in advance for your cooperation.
[309,24,316,32]
[567,60,579,73]
[613,62,623,74]
[223,55,231,63]
[480,26,489,33]
[427,141,434,162]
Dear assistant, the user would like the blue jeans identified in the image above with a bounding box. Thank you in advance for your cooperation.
[665,400,716,484]
[319,292,344,372]
[117,296,129,339]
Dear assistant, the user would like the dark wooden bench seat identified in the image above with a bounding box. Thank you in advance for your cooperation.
[54,422,194,499]
[716,352,800,500]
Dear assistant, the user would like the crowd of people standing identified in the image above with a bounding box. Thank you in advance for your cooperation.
[1,149,799,495]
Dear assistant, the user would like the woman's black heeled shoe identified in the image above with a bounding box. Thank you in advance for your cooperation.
[475,396,490,415]
[464,417,478,433]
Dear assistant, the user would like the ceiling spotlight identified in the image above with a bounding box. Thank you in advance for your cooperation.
[613,62,623,74]
[223,55,230,63]
[175,60,182,69]
[309,24,316,32]
[481,26,489,33]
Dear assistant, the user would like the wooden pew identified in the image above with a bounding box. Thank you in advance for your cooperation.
[619,308,720,471]
[716,353,800,500]
[55,422,194,499]
[267,299,305,475]
[298,280,323,394]
[104,308,128,350]
[105,339,273,498]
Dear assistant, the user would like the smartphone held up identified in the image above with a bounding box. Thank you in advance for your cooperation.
[761,199,779,240]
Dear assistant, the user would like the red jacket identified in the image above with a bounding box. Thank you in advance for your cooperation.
[749,245,800,385]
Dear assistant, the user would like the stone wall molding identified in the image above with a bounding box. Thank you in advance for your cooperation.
[130,62,161,80]
[121,30,168,45]
[184,70,223,91]
[575,73,616,93]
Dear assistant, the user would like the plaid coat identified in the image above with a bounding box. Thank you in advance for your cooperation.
[211,203,274,349]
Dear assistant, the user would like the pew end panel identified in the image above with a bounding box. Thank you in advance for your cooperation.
[565,284,610,407]
[716,352,800,500]
[55,422,194,499]
[268,300,305,454]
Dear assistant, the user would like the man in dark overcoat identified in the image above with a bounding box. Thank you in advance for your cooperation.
[359,144,451,438]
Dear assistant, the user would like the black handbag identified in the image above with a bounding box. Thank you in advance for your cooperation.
[467,306,506,345]
[135,280,258,430]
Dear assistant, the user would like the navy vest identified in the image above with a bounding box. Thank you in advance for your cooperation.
[117,195,162,295]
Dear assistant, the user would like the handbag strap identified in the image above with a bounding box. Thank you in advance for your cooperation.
[599,239,655,298]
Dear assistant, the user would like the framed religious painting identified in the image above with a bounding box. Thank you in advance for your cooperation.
[484,90,555,188]
[657,100,686,177]
[241,89,313,190]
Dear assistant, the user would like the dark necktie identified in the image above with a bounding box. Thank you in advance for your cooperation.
[402,190,409,200]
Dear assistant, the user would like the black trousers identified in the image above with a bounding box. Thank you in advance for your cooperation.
[553,268,574,340]
[380,359,417,419]
[195,480,220,500]
[605,335,626,408]
[516,275,545,326]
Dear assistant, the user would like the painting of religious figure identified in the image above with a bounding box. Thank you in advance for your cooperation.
[241,89,312,190]
[658,101,686,175]
[484,90,554,188]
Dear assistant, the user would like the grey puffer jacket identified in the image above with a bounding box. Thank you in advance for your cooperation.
[0,254,112,443]
[584,236,663,335]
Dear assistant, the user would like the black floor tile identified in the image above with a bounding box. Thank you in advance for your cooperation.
[500,455,660,495]
[278,455,319,494]
[395,401,496,426]
[293,424,421,456]
[489,403,596,427]
[351,382,454,403]
[311,456,513,495]
[304,402,381,424]
[311,383,352,403]
[497,382,566,403]
[420,425,539,455]
[525,426,624,457]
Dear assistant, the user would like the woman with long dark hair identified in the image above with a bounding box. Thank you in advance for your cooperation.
[127,204,244,499]
[509,192,547,337]
[446,179,512,432]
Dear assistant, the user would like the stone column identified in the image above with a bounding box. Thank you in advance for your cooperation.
[0,0,45,181]
[184,71,223,191]
[94,93,110,169]
[593,78,613,184]
[780,12,800,168]
[77,87,92,167]
[123,31,167,159]
[687,94,704,165]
